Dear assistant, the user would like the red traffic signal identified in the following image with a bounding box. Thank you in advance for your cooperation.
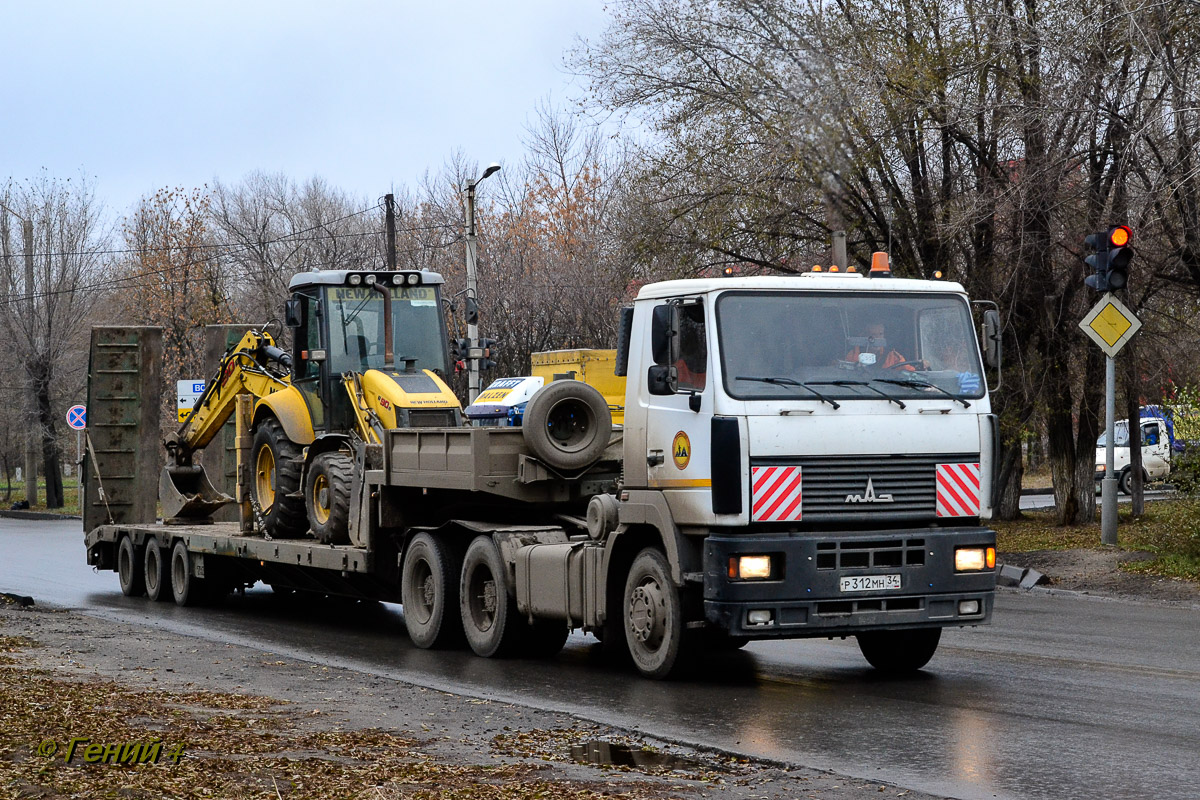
[1084,225,1133,292]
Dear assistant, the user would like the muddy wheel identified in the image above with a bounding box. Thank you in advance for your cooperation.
[460,536,526,658]
[306,451,353,544]
[401,533,462,649]
[117,535,145,597]
[144,538,171,602]
[623,548,685,679]
[252,417,307,538]
[170,540,205,607]
[856,628,941,673]
[525,620,570,658]
[522,380,611,470]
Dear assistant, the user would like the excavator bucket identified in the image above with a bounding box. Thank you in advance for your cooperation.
[160,464,233,522]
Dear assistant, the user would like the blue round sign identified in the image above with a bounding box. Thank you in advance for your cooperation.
[66,404,87,430]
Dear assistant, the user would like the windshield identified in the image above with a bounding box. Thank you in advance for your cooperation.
[716,290,984,401]
[325,285,448,375]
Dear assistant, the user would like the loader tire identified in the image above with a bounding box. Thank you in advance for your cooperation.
[252,417,307,539]
[306,451,353,545]
[522,380,611,471]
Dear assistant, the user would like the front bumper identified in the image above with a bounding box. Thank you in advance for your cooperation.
[703,527,996,639]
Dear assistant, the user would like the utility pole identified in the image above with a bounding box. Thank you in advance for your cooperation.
[463,163,500,404]
[0,200,37,506]
[384,194,397,270]
[23,217,37,507]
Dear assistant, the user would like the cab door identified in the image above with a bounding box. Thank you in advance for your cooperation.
[1141,421,1171,478]
[644,299,714,525]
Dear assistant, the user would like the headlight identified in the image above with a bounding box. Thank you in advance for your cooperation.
[955,547,996,572]
[728,555,774,580]
[406,273,420,285]
[365,274,377,285]
[392,274,404,286]
[348,274,362,286]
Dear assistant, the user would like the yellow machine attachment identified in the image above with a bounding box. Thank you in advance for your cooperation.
[343,366,462,445]
[161,328,295,520]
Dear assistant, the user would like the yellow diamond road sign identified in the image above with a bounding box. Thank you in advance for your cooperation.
[1079,293,1141,357]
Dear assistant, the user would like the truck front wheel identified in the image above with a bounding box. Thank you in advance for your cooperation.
[623,548,685,679]
[401,533,463,649]
[252,418,307,538]
[856,628,941,673]
[1118,467,1147,496]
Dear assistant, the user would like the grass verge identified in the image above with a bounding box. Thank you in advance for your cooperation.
[994,498,1200,582]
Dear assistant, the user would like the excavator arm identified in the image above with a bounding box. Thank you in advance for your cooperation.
[161,327,294,520]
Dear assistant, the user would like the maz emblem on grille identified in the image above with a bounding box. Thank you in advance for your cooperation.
[845,477,894,504]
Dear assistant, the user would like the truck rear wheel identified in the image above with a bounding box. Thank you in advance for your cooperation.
[401,533,463,649]
[306,451,353,545]
[522,380,612,470]
[856,628,941,673]
[117,535,145,597]
[252,417,307,539]
[623,548,685,679]
[144,538,171,602]
[460,536,526,658]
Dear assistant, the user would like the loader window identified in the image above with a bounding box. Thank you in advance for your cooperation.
[325,285,448,375]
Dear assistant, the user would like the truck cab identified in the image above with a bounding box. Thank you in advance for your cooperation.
[619,268,997,659]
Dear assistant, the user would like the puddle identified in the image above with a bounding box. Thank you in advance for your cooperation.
[569,740,703,772]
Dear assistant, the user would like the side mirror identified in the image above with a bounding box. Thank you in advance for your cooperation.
[982,309,1001,369]
[651,305,673,366]
[285,297,303,328]
[647,365,677,396]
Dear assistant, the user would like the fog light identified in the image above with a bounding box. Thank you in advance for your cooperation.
[747,609,773,626]
[729,555,773,580]
[959,600,980,615]
[955,547,986,572]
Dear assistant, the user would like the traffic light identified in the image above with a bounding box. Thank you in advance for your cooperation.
[479,338,498,371]
[1084,225,1133,292]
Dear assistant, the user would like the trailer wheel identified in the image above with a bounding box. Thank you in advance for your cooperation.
[401,533,463,649]
[522,381,612,471]
[856,628,941,673]
[144,538,171,602]
[623,548,685,679]
[460,536,527,658]
[252,417,308,539]
[306,451,353,544]
[170,540,205,607]
[117,535,145,597]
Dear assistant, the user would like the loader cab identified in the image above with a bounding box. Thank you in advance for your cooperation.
[286,270,453,433]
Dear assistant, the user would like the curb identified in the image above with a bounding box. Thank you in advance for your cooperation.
[996,562,1048,589]
[0,510,82,522]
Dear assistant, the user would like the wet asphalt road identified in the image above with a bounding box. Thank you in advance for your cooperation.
[3,517,1198,800]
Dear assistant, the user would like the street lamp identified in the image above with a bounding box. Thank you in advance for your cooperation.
[464,162,500,404]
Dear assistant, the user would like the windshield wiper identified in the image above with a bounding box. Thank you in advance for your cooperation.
[735,376,841,409]
[874,377,971,408]
[808,380,906,409]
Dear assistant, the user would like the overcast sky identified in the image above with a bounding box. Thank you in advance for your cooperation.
[2,0,610,216]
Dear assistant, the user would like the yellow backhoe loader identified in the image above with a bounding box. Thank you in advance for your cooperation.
[161,269,462,543]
